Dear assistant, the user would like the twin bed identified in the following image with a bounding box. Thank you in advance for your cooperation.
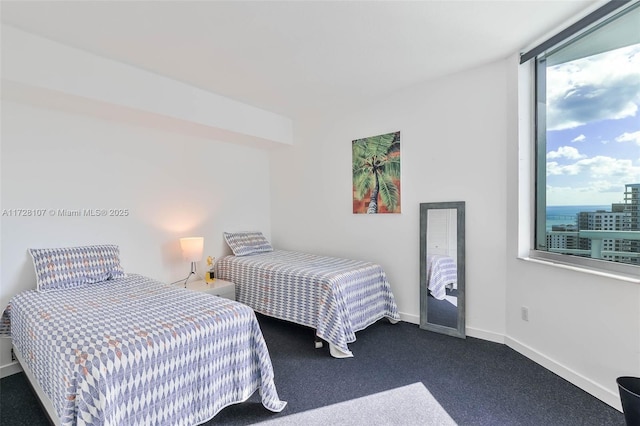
[216,246,401,358]
[1,245,285,425]
[3,236,400,424]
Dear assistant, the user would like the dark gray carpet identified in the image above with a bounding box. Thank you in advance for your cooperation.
[427,289,458,328]
[0,315,626,425]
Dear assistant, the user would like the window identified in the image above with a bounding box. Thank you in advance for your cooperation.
[524,1,640,276]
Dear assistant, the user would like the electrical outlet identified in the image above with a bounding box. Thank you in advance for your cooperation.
[521,306,529,322]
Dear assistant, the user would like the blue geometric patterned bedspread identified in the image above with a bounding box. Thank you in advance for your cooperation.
[216,250,400,356]
[426,255,457,300]
[0,274,286,425]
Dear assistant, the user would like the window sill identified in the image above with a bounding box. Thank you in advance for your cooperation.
[518,254,640,284]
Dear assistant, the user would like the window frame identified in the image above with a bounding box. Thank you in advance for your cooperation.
[523,0,640,280]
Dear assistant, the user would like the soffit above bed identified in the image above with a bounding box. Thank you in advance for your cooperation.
[1,25,293,149]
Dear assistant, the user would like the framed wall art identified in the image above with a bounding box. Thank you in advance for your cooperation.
[352,131,401,214]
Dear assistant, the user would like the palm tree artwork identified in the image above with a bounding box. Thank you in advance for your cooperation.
[352,131,401,214]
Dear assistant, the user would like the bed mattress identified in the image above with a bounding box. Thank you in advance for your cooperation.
[1,274,285,425]
[216,250,400,357]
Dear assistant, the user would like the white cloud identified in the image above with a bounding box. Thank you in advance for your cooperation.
[546,161,581,175]
[571,134,586,142]
[547,44,640,131]
[547,178,634,203]
[546,146,585,160]
[547,161,563,175]
[581,156,636,178]
[589,180,628,193]
[547,155,640,181]
[546,159,640,205]
[616,131,640,146]
[546,184,629,205]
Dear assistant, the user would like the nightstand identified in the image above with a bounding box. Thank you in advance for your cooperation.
[185,279,236,301]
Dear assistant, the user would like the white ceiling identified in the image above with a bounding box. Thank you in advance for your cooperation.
[1,0,597,119]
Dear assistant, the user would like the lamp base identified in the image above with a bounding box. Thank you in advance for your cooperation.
[183,262,205,287]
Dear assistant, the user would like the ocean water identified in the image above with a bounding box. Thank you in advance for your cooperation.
[546,205,610,231]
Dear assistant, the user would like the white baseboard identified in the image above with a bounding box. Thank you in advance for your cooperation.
[0,361,23,378]
[467,327,505,344]
[397,313,506,345]
[396,316,621,412]
[399,312,419,324]
[505,335,622,412]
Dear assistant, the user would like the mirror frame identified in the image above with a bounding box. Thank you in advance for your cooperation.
[419,201,466,338]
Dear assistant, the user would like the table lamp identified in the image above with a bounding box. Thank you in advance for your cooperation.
[180,236,204,287]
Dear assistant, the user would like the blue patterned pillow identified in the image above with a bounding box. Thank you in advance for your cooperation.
[29,244,126,292]
[224,232,274,256]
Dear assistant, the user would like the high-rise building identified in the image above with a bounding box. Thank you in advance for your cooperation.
[546,183,639,265]
[577,210,627,261]
[547,224,578,252]
[622,183,640,262]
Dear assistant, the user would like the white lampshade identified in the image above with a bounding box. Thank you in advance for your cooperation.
[180,237,204,262]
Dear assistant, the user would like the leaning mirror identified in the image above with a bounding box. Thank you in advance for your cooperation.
[419,201,465,338]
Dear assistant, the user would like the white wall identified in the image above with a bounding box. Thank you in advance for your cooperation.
[0,100,272,368]
[270,61,509,341]
[2,16,637,414]
[0,25,283,373]
[271,53,640,410]
[505,55,640,409]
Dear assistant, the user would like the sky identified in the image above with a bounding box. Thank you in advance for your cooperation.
[545,43,640,206]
